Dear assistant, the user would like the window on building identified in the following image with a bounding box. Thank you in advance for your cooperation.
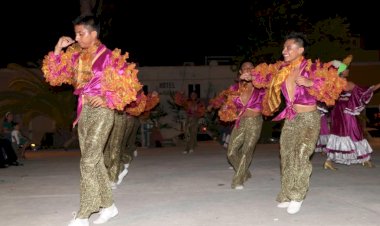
[188,84,200,98]
[143,85,148,95]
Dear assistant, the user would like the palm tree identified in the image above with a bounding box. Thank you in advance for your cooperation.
[0,63,76,130]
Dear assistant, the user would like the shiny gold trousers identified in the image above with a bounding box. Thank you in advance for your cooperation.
[103,111,128,183]
[227,116,263,187]
[277,110,320,202]
[120,115,140,167]
[77,105,115,218]
[185,116,199,152]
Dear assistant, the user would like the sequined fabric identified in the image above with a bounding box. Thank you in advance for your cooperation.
[120,115,140,168]
[103,111,128,183]
[276,110,320,202]
[227,116,263,188]
[77,104,115,218]
[126,116,140,154]
[184,116,199,152]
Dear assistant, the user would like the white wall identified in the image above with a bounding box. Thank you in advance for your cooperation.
[138,65,237,139]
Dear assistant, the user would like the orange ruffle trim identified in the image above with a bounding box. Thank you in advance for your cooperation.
[251,61,282,89]
[102,49,143,111]
[174,91,186,106]
[307,60,347,106]
[261,59,346,116]
[218,96,238,122]
[125,93,147,116]
[41,44,81,86]
[145,93,160,112]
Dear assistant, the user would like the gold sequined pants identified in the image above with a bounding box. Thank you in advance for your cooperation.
[120,115,140,167]
[77,105,115,218]
[185,116,199,152]
[104,111,128,183]
[277,110,320,202]
[227,116,263,188]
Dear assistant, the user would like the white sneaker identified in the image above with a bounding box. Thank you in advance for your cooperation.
[189,149,194,153]
[93,204,118,224]
[133,150,138,157]
[116,169,128,185]
[234,185,244,190]
[68,218,89,226]
[287,200,303,214]
[277,202,290,208]
[228,166,233,170]
[124,163,130,169]
[68,213,89,226]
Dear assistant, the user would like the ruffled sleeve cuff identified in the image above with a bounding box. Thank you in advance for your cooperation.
[101,50,143,111]
[174,91,186,107]
[144,93,160,112]
[41,51,76,86]
[251,62,281,88]
[344,85,374,115]
[208,91,227,109]
[307,62,347,106]
[125,93,147,116]
[218,96,238,122]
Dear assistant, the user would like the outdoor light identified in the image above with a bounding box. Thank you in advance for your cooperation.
[30,143,37,151]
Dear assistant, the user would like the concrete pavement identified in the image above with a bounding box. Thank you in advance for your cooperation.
[1,140,380,226]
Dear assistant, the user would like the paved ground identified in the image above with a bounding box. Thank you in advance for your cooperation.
[1,139,380,226]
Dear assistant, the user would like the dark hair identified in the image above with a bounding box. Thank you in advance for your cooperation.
[239,61,254,69]
[285,32,309,54]
[72,15,100,37]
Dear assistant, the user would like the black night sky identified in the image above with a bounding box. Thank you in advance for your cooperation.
[0,0,379,68]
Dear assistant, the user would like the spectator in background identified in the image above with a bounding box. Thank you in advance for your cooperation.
[11,122,30,159]
[0,144,7,168]
[2,112,16,142]
[0,134,21,166]
[1,112,21,166]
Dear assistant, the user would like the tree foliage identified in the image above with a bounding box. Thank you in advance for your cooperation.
[234,0,353,66]
[306,17,352,61]
[0,63,76,130]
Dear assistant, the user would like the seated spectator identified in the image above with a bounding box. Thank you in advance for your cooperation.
[2,112,16,142]
[11,123,30,159]
[0,141,8,168]
[1,112,22,166]
[0,135,21,166]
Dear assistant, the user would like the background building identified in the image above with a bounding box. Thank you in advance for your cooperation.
[1,57,380,146]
